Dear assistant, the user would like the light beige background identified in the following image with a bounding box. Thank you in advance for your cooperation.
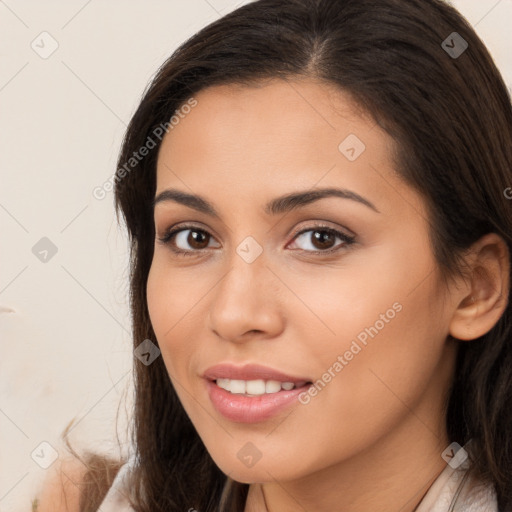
[0,1,511,510]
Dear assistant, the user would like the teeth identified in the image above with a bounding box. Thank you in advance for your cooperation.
[265,380,282,393]
[230,379,246,394]
[246,379,266,395]
[215,378,301,395]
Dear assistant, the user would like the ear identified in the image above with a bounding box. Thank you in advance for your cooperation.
[449,233,510,341]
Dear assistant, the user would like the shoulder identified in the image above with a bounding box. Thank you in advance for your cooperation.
[33,456,86,512]
[416,442,499,512]
[453,465,499,512]
[96,454,137,511]
[33,453,125,512]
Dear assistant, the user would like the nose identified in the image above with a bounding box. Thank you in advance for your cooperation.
[207,247,284,344]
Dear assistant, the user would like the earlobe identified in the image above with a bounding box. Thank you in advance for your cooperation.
[449,233,510,341]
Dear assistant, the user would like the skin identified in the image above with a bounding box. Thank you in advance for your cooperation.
[32,457,85,512]
[147,77,509,512]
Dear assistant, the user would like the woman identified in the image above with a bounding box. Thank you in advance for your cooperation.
[37,0,512,510]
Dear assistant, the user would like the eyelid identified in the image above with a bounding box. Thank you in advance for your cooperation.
[288,220,356,241]
[156,220,217,242]
[157,220,356,257]
[156,222,219,253]
[286,224,356,254]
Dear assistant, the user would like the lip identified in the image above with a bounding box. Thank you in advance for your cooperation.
[205,380,311,423]
[203,363,311,383]
[203,363,313,423]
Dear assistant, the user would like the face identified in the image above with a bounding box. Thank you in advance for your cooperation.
[147,78,458,484]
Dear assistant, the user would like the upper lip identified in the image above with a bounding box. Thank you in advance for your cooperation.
[203,363,311,384]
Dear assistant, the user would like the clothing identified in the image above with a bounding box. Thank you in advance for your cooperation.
[415,452,498,512]
[97,442,499,511]
[97,453,137,511]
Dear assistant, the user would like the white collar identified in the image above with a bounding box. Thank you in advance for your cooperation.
[416,448,498,512]
[99,442,499,512]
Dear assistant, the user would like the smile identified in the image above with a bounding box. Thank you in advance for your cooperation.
[205,379,313,423]
[215,378,308,396]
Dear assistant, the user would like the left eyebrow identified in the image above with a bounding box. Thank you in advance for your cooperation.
[152,186,380,216]
[264,187,380,215]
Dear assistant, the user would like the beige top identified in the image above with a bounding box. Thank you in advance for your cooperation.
[97,445,498,511]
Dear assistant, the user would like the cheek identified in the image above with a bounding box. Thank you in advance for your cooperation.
[146,254,198,335]
[146,261,172,345]
[146,257,215,382]
[291,262,448,426]
[315,295,446,430]
[146,259,192,375]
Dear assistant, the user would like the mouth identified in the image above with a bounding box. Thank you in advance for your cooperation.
[203,366,314,423]
[202,363,314,422]
[212,378,312,396]
[203,362,312,387]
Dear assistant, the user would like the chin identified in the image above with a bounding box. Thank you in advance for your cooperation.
[211,454,298,484]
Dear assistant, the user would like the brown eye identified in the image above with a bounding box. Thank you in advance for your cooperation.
[288,226,355,254]
[158,225,221,256]
[182,229,210,250]
[311,230,337,250]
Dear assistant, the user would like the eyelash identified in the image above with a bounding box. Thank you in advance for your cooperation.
[157,223,356,257]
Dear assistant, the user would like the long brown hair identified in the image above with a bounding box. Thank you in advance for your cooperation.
[108,0,512,510]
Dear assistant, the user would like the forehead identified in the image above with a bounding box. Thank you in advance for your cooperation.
[154,78,426,223]
[159,78,373,155]
[157,79,384,175]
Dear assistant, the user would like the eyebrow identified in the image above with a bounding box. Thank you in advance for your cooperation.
[152,187,380,216]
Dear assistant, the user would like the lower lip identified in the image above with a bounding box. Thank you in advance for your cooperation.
[206,380,311,423]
